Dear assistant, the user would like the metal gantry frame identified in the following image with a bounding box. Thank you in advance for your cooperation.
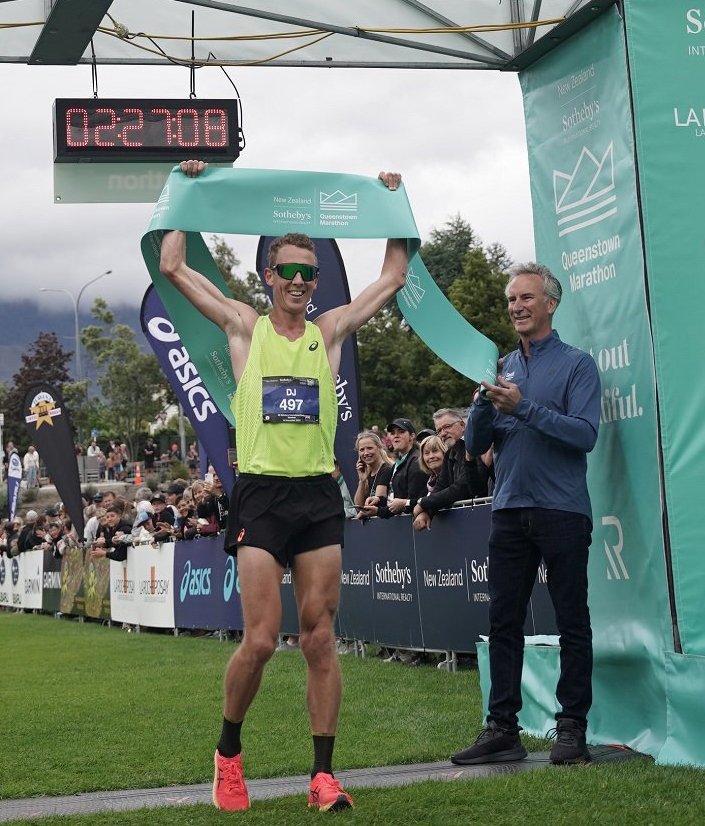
[0,0,617,72]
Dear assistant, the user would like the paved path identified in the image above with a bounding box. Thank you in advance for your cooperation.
[0,748,645,822]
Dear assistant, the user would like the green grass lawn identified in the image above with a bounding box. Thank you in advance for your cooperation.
[2,611,705,824]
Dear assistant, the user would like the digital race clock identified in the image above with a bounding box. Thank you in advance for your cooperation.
[53,98,241,162]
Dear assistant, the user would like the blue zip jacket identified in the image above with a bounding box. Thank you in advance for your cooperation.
[465,330,601,521]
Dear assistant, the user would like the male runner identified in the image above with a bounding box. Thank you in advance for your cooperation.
[159,161,407,812]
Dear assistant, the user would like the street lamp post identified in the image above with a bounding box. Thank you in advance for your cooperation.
[40,270,112,381]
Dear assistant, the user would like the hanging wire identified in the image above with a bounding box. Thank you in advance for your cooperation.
[90,39,98,97]
[190,11,197,98]
[207,51,246,155]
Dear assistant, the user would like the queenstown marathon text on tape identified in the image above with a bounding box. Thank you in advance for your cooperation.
[319,213,358,227]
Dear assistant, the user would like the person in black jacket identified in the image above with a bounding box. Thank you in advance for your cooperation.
[17,511,46,553]
[89,505,133,562]
[412,407,490,531]
[360,418,428,519]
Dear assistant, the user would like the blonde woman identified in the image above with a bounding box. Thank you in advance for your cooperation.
[352,430,393,511]
[417,434,447,495]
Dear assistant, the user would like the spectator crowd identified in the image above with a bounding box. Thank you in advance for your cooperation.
[2,419,490,660]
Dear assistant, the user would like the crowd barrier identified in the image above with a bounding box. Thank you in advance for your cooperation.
[0,503,556,652]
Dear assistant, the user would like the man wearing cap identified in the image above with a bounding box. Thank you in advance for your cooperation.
[360,418,427,519]
[149,493,176,540]
[166,483,185,520]
[159,162,407,813]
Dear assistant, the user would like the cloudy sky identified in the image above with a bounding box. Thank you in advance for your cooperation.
[1,60,535,315]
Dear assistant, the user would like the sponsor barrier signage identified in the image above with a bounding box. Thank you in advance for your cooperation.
[20,505,557,652]
[41,550,63,614]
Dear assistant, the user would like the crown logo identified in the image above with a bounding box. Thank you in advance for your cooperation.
[400,265,426,310]
[319,190,357,211]
[553,142,616,237]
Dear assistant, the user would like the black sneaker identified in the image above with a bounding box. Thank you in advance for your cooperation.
[548,719,591,764]
[451,721,528,765]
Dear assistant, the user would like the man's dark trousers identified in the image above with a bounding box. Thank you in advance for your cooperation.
[486,507,593,730]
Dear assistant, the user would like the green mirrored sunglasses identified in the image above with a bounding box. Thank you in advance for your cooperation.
[270,263,319,282]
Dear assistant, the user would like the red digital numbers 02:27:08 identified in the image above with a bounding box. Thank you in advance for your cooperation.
[64,106,229,148]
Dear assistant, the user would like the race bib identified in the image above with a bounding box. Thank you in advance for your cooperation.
[262,376,320,423]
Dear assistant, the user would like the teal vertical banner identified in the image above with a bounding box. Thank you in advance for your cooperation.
[519,6,669,755]
[625,0,705,655]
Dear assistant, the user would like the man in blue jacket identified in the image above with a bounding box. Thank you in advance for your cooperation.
[452,262,600,766]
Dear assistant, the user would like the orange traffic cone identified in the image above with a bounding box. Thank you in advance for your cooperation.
[134,462,142,485]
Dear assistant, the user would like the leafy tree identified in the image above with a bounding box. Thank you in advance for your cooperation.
[420,214,478,296]
[449,247,517,357]
[61,383,110,448]
[4,332,72,448]
[357,216,516,427]
[82,299,168,460]
[210,235,270,314]
[357,312,434,429]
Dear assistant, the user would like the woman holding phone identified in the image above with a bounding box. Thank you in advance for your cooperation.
[352,430,393,516]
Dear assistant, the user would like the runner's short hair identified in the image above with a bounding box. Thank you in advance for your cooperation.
[267,233,317,268]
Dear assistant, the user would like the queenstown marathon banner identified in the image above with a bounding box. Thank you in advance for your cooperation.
[140,167,500,436]
[624,0,705,764]
[6,451,22,521]
[256,236,361,492]
[140,285,235,492]
[519,6,669,755]
[22,383,85,538]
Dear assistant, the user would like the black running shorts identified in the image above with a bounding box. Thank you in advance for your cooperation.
[223,473,344,567]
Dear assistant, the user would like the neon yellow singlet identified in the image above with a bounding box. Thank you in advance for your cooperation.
[232,316,337,477]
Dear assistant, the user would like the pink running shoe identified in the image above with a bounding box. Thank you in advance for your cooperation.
[308,771,354,812]
[212,750,250,811]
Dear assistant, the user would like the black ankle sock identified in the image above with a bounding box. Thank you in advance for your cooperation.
[217,718,243,758]
[312,734,336,777]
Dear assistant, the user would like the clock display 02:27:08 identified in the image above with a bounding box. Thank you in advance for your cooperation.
[53,98,241,162]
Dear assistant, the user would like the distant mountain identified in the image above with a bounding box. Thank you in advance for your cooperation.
[0,300,147,386]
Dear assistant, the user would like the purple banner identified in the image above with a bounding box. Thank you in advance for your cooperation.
[7,452,22,521]
[173,535,243,630]
[140,286,235,492]
[256,237,362,492]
